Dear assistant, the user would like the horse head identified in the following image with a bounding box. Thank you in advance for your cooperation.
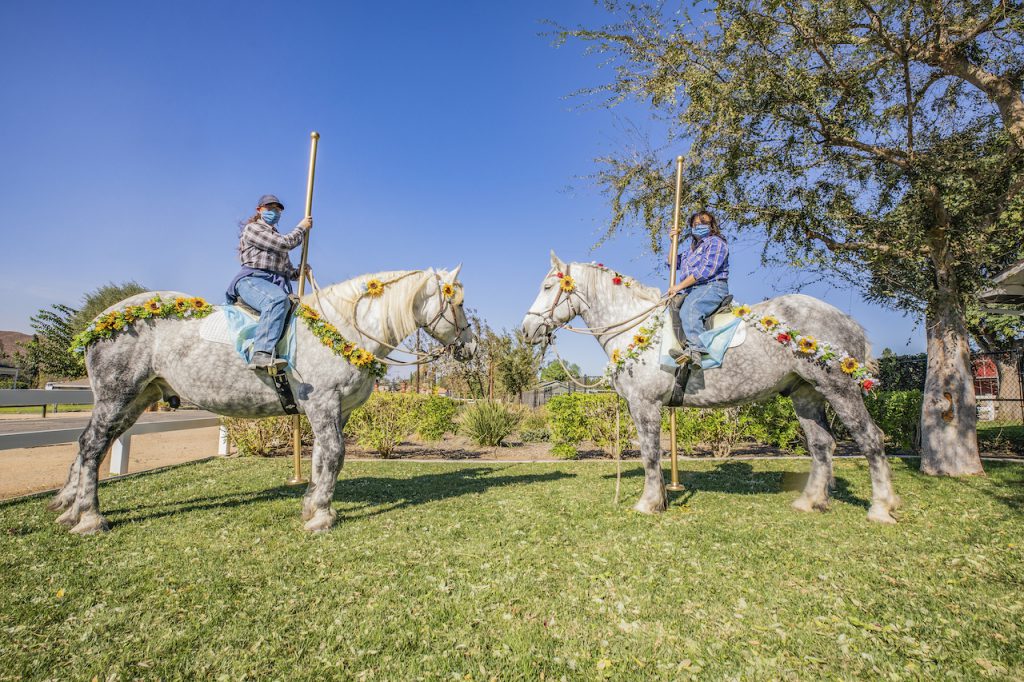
[521,251,587,345]
[418,265,477,361]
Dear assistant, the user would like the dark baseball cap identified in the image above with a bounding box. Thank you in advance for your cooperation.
[257,194,284,209]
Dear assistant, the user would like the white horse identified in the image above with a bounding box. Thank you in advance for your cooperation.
[49,268,477,534]
[522,253,898,523]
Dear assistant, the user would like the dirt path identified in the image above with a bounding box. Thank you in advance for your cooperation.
[0,414,222,499]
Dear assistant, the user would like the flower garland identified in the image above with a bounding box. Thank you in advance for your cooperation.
[731,304,878,393]
[604,313,663,377]
[71,295,213,353]
[590,262,636,287]
[296,304,386,378]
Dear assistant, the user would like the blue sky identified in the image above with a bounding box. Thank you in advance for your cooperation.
[0,1,925,374]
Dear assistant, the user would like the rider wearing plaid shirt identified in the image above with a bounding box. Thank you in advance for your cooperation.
[668,211,730,364]
[225,194,312,369]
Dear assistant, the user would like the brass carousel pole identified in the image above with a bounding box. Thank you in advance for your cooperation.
[288,131,319,485]
[666,155,686,493]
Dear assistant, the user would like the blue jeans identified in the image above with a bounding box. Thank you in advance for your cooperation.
[234,276,290,355]
[674,279,729,353]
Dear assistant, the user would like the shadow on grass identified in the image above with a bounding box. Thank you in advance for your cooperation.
[104,466,576,527]
[605,461,870,509]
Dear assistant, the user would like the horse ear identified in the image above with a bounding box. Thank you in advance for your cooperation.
[450,263,462,280]
[550,250,565,270]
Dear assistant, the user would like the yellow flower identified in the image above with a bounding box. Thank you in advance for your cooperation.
[323,337,335,350]
[633,334,648,347]
[441,282,456,298]
[323,323,338,335]
[611,349,622,364]
[365,278,385,297]
[340,342,357,357]
[759,315,779,330]
[301,305,320,320]
[190,297,208,310]
[351,349,376,367]
[173,297,190,313]
[797,336,818,354]
[733,304,752,317]
[841,357,860,374]
[144,299,162,314]
[560,276,575,293]
[123,306,142,322]
[94,320,110,333]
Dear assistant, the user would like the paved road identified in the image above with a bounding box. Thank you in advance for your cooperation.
[0,410,219,435]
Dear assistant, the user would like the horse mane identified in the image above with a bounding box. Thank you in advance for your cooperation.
[314,270,433,346]
[572,262,664,304]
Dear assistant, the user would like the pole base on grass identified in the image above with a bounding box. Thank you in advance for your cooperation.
[287,477,308,485]
[666,483,685,492]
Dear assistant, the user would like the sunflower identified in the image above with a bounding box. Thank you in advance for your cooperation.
[441,282,456,299]
[173,297,190,313]
[144,298,162,314]
[797,336,818,354]
[733,304,752,317]
[611,349,622,364]
[632,334,648,347]
[323,337,335,350]
[559,276,576,293]
[322,323,338,336]
[840,357,860,374]
[759,315,779,330]
[365,278,385,297]
[340,342,357,357]
[123,306,142,322]
[190,297,208,310]
[351,349,376,367]
[300,305,320,320]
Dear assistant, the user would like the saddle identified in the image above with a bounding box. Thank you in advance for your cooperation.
[666,293,736,407]
[220,297,302,414]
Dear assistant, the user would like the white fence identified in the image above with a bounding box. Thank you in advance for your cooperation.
[0,389,228,475]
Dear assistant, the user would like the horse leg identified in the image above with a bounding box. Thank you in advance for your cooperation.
[61,384,162,534]
[48,454,83,512]
[302,402,347,533]
[822,386,899,524]
[629,400,667,514]
[790,385,835,513]
[301,438,325,522]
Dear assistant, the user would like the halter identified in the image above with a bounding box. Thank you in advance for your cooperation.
[309,270,471,367]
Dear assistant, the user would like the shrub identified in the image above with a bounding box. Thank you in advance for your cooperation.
[347,393,421,457]
[546,393,636,456]
[546,394,590,446]
[828,390,922,451]
[416,395,460,441]
[665,406,757,458]
[222,416,312,457]
[550,442,579,459]
[460,401,522,446]
[519,406,550,442]
[744,396,805,454]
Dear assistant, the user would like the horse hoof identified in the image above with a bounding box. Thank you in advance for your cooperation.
[55,508,81,528]
[792,496,828,513]
[70,513,110,535]
[867,505,897,525]
[632,499,666,515]
[303,508,336,533]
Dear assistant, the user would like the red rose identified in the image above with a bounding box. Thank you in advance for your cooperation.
[598,263,604,267]
[776,333,791,344]
[862,379,875,392]
[612,276,623,285]
[556,272,564,278]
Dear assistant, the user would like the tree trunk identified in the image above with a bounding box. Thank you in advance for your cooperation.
[919,205,985,476]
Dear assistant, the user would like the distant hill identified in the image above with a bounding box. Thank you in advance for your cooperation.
[0,331,32,357]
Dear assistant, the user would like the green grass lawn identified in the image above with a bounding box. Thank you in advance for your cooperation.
[1,458,1022,680]
[0,404,93,415]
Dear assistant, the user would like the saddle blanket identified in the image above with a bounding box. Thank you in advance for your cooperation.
[199,306,297,369]
[659,308,746,373]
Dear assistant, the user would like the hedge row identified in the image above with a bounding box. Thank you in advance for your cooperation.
[223,389,923,458]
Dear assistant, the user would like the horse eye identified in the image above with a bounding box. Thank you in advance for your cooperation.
[543,283,553,290]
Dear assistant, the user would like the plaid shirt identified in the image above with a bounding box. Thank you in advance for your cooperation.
[675,234,729,284]
[238,219,305,279]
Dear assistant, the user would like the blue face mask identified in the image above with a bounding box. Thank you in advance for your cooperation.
[692,223,711,238]
[260,209,280,225]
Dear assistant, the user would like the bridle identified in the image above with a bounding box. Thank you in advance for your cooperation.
[523,263,591,345]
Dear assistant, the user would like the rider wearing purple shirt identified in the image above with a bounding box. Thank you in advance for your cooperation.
[668,211,730,364]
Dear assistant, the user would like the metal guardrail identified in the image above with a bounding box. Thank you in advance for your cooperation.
[0,389,228,474]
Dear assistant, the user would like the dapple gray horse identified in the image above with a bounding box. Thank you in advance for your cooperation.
[522,253,898,523]
[49,268,477,534]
